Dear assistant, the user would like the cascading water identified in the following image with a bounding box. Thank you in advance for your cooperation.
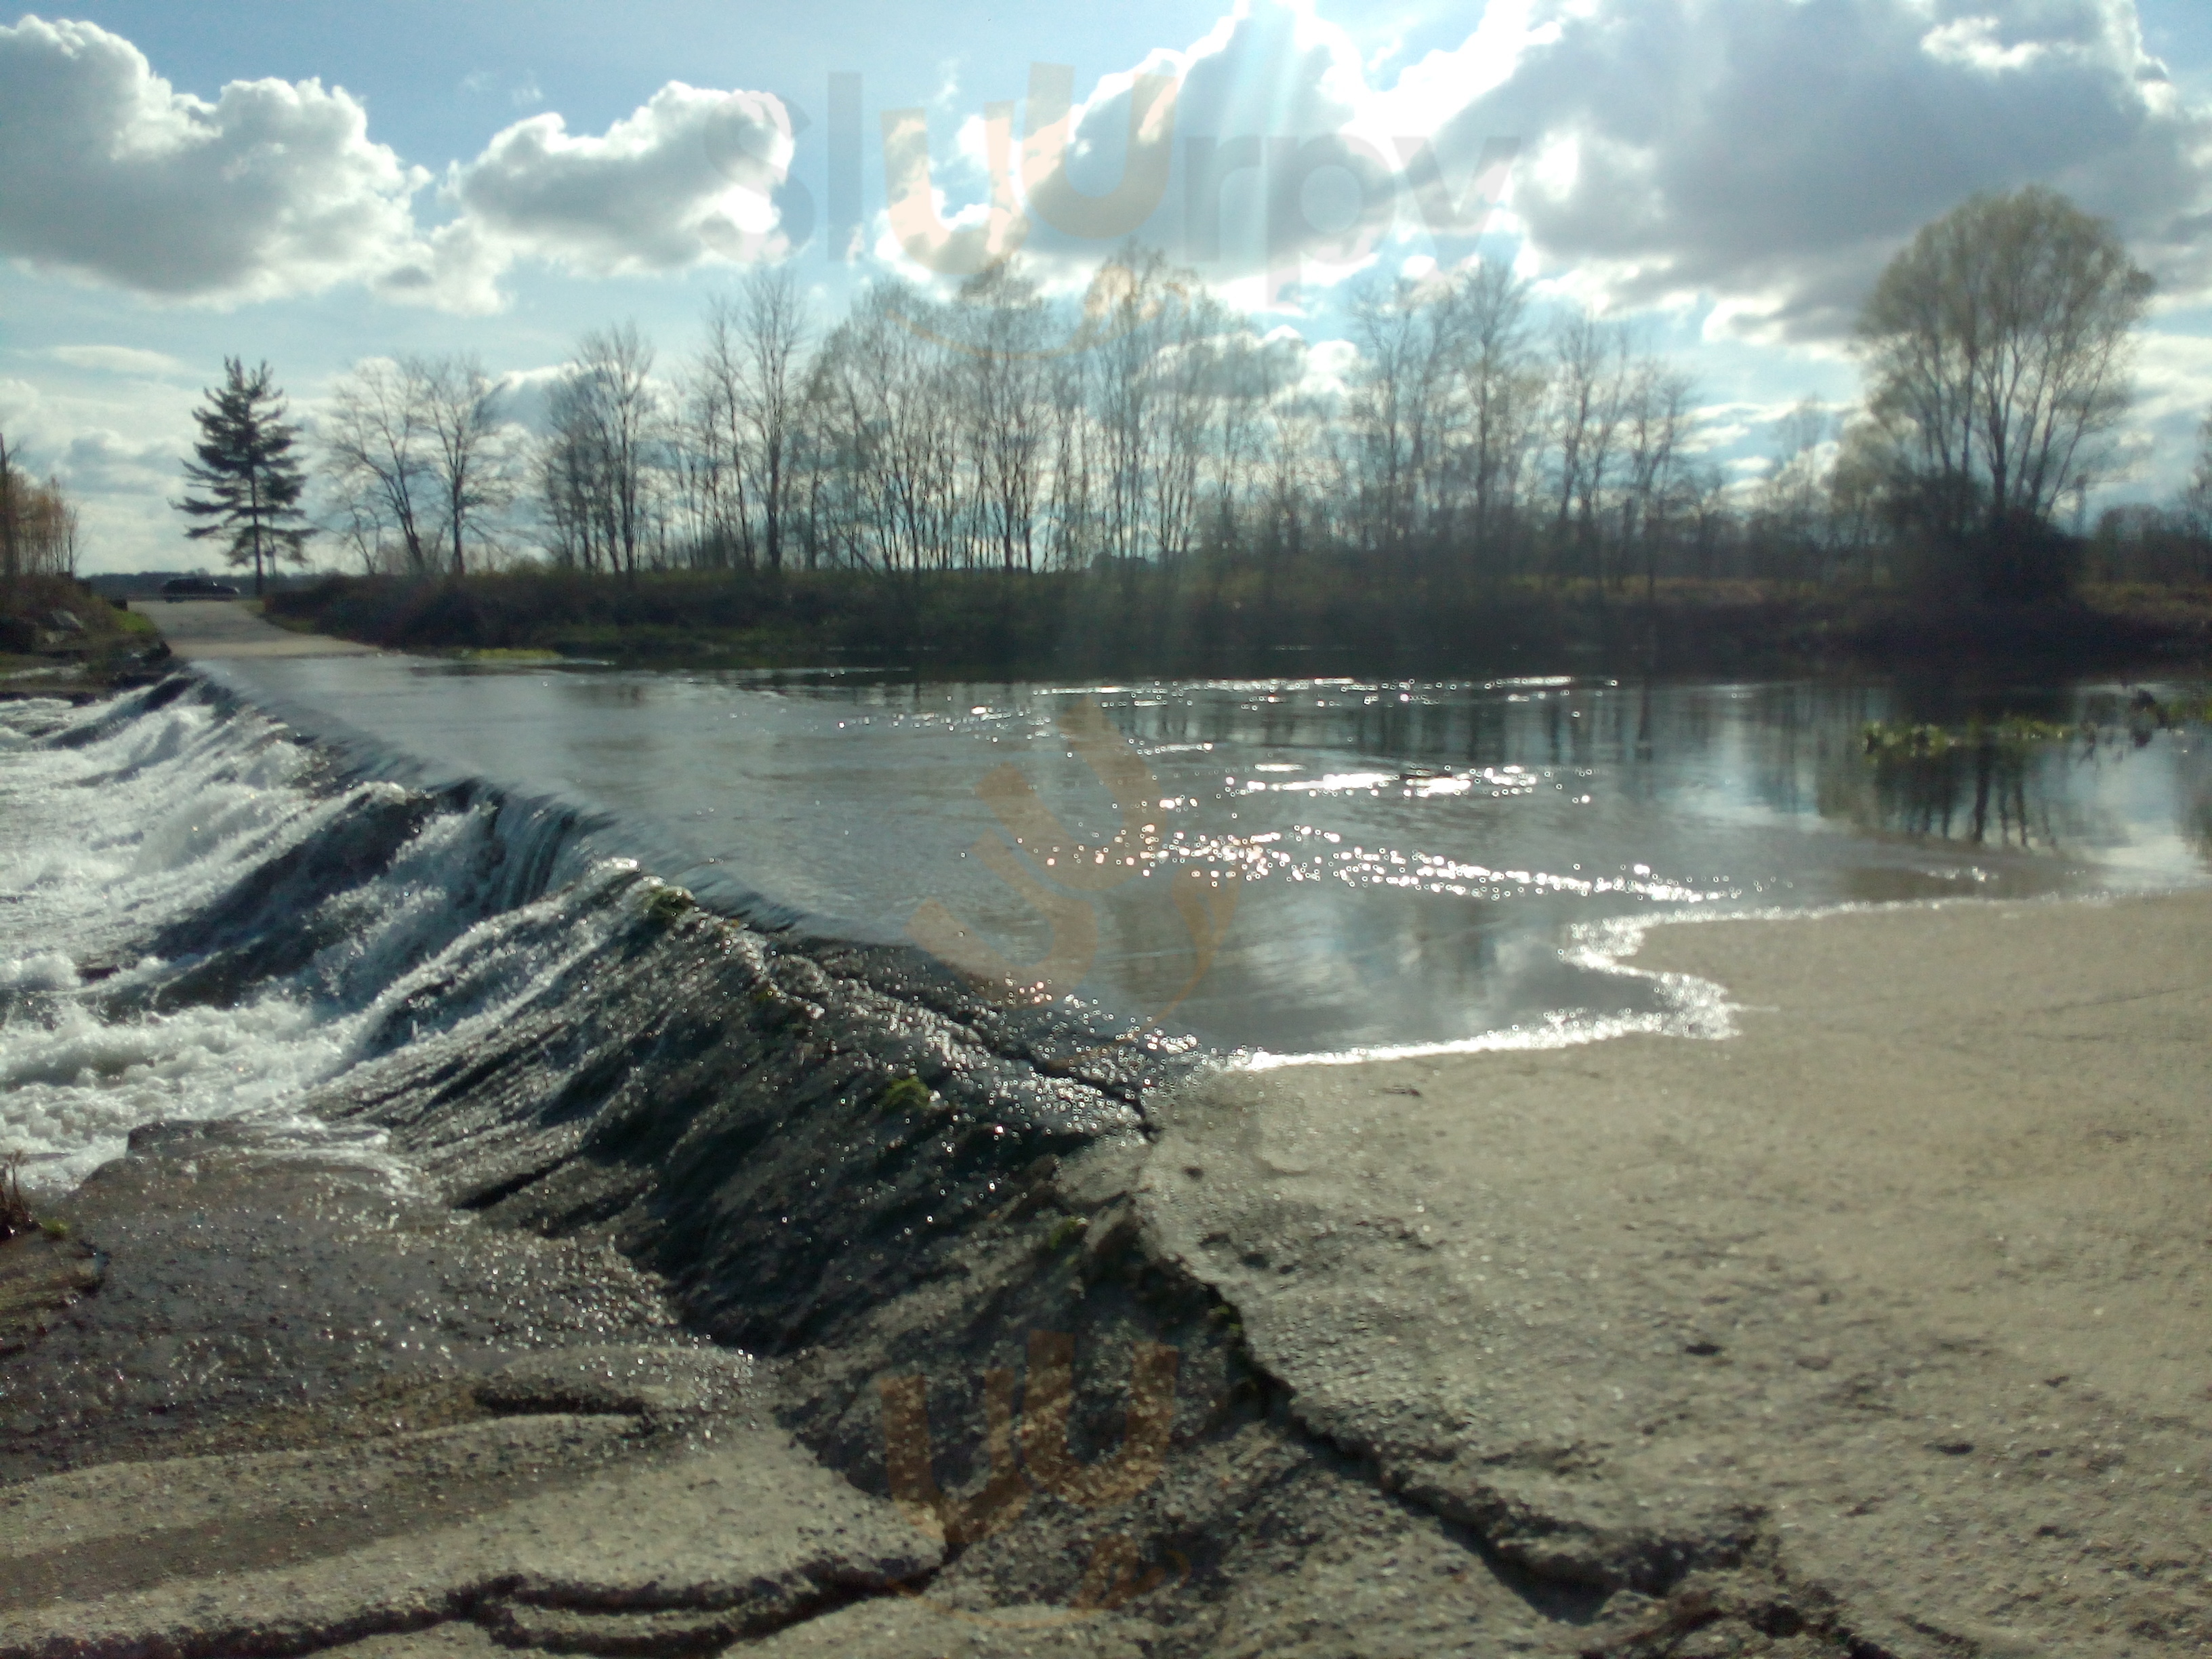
[0,680,619,1190]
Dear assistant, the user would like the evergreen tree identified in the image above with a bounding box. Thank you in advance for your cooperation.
[173,358,314,595]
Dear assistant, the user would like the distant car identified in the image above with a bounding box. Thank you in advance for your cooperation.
[161,577,242,600]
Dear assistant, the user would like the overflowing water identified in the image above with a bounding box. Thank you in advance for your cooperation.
[3,664,2207,1189]
[0,682,624,1187]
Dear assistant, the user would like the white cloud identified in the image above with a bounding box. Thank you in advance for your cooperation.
[0,16,428,304]
[0,368,201,572]
[1422,0,2212,340]
[0,20,801,316]
[45,345,188,377]
[970,3,1413,304]
[1004,0,2211,337]
[384,82,802,310]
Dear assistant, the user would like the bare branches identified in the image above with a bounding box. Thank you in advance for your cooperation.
[0,432,81,589]
[418,356,519,577]
[544,325,659,579]
[323,356,520,578]
[322,359,434,575]
[1856,185,2154,569]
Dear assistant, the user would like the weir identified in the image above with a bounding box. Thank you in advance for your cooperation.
[1,669,2209,1656]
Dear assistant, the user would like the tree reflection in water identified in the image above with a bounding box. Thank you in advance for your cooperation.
[1832,693,2206,853]
[1865,734,2042,846]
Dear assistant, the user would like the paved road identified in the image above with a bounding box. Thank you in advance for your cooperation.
[150,598,377,659]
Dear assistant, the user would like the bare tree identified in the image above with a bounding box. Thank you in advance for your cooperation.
[0,437,79,586]
[537,384,603,573]
[955,266,1051,575]
[1856,186,2153,594]
[1547,317,1629,589]
[323,359,434,574]
[567,325,659,580]
[687,302,755,569]
[732,270,811,575]
[419,356,518,576]
[0,429,18,592]
[1621,363,1699,597]
[1749,397,1832,587]
[2185,408,2212,537]
[1442,261,1538,575]
[1347,274,1447,563]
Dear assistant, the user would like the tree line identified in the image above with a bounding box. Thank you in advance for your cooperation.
[180,186,2207,609]
[0,429,80,591]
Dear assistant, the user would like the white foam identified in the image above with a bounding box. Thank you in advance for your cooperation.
[1235,905,1745,1072]
[0,690,619,1195]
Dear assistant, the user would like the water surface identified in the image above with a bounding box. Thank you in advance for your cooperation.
[197,660,2212,1057]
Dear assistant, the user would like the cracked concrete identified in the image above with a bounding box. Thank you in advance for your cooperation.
[4,893,2207,1657]
[1139,893,2212,1656]
[1,1410,936,1657]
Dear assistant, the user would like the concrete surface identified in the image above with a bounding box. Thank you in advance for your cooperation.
[6,892,2208,1656]
[152,598,377,659]
[1141,892,2212,1656]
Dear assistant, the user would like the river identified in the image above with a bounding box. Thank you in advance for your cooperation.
[1,661,2206,1187]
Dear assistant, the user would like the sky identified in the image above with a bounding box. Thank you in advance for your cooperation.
[3,0,2211,573]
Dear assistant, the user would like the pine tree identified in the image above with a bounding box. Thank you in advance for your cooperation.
[173,358,314,596]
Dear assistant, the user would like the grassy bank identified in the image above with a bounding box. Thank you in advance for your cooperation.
[0,573,167,699]
[264,567,2212,680]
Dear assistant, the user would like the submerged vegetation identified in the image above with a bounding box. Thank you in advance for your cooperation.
[1860,715,2074,756]
[1849,689,2202,850]
[876,1076,934,1115]
[1,572,165,699]
[642,884,696,926]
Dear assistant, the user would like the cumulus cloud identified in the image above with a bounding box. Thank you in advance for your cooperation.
[390,83,802,309]
[0,16,428,303]
[949,3,1417,304]
[965,0,2209,333]
[50,428,180,498]
[0,18,803,313]
[1421,0,2212,340]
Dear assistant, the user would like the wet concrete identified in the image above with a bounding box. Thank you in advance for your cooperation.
[0,1120,703,1482]
[5,821,2208,1654]
[153,599,380,660]
[1143,893,2212,1656]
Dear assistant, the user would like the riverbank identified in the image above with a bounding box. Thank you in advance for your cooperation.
[0,575,170,701]
[265,569,2212,679]
[5,877,2207,1656]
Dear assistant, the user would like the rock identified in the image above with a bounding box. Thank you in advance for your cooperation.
[0,1233,103,1358]
[472,1343,758,1420]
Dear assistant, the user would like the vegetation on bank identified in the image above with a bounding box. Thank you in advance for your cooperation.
[1,1153,65,1246]
[264,565,2212,678]
[176,186,2202,636]
[147,184,2208,682]
[0,426,164,693]
[0,572,165,697]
